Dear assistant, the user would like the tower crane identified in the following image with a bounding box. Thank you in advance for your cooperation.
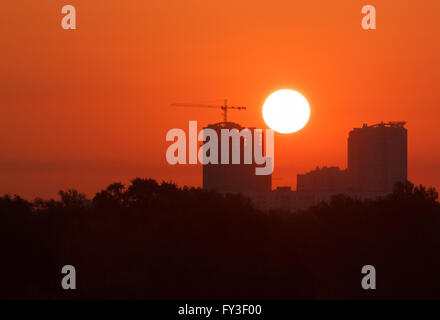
[171,99,246,123]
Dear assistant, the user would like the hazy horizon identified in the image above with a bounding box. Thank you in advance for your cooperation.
[1,0,439,198]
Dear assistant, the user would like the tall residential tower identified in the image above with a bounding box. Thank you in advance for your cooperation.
[347,122,407,193]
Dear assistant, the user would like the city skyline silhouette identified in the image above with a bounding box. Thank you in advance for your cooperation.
[1,0,440,304]
[1,1,440,199]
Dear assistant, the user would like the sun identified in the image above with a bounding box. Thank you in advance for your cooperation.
[262,89,310,134]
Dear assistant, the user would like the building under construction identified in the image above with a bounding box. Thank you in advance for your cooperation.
[172,99,272,194]
[202,121,272,194]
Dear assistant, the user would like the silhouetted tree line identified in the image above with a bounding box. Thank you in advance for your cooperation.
[0,179,439,299]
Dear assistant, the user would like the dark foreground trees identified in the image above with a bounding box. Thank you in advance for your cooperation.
[0,180,439,299]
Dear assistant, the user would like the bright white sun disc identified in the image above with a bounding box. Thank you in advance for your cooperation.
[262,89,310,134]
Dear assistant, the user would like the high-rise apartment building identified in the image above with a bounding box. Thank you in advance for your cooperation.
[348,122,407,192]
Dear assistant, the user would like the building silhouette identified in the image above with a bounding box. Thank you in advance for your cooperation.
[296,121,408,194]
[202,122,272,194]
[297,166,349,192]
[348,122,407,193]
[246,121,408,212]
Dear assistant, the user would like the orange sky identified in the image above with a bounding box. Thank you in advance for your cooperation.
[1,0,440,199]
